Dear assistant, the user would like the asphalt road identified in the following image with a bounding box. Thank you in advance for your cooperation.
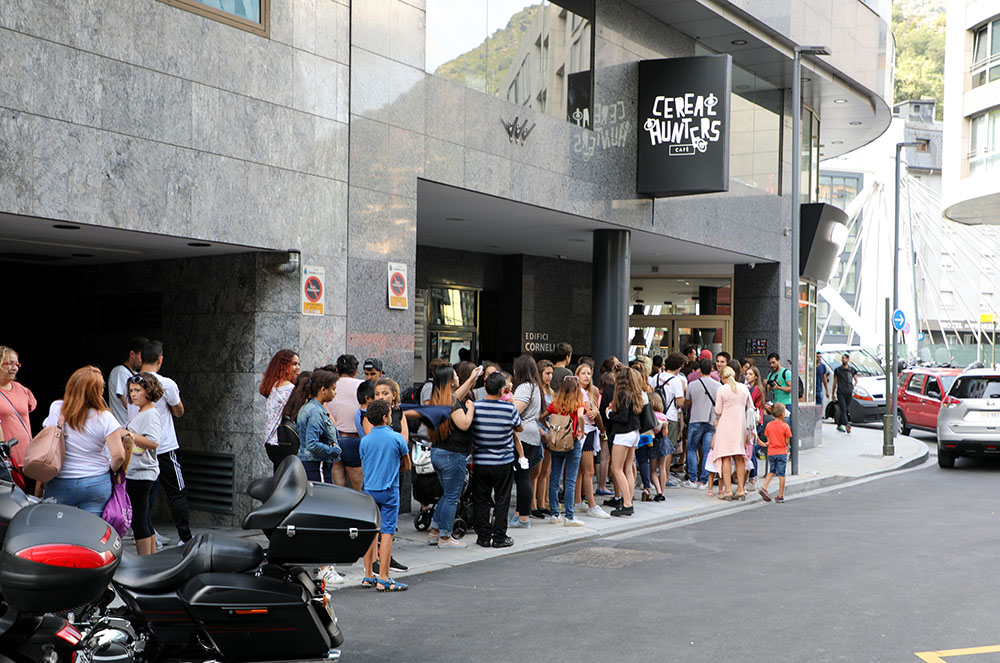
[333,456,1000,663]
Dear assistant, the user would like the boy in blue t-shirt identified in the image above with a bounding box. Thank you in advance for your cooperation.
[360,399,410,592]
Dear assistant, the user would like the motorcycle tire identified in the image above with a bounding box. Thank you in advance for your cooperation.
[452,519,467,539]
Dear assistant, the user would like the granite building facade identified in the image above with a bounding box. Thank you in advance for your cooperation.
[0,0,891,524]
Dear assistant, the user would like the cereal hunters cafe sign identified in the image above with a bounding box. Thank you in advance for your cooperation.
[636,55,732,197]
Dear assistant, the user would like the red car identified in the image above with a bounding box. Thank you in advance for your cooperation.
[896,367,964,435]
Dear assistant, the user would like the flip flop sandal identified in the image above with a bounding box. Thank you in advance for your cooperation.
[375,577,408,592]
[758,488,772,502]
[361,577,376,589]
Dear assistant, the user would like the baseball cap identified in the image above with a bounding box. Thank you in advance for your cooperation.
[699,349,713,360]
[363,357,383,371]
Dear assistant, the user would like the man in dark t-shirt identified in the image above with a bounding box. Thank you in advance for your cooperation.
[551,342,574,384]
[832,354,858,433]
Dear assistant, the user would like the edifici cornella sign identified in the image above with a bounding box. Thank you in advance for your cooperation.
[636,55,732,197]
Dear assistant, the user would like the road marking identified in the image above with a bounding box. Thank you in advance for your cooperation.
[915,645,1000,662]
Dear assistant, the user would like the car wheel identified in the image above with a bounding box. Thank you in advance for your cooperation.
[896,410,911,436]
[938,449,956,468]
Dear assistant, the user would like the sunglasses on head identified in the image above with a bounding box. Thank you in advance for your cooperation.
[127,374,147,385]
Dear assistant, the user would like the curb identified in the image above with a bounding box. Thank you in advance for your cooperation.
[326,442,930,588]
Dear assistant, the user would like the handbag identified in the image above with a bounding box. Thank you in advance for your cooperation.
[22,418,66,483]
[101,468,133,536]
[276,415,300,455]
[639,392,658,433]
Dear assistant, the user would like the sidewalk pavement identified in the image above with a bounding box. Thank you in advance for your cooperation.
[163,422,928,589]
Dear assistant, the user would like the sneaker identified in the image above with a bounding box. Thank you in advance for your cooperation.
[603,496,622,508]
[476,536,492,548]
[155,530,170,548]
[680,480,699,488]
[427,531,440,546]
[594,488,614,496]
[610,506,634,517]
[586,505,611,519]
[492,536,514,548]
[836,425,846,432]
[653,493,666,502]
[564,517,585,527]
[697,482,707,490]
[373,557,408,574]
[316,565,345,585]
[438,537,467,549]
[509,517,531,528]
[530,509,549,519]
[548,514,564,525]
[846,426,852,434]
[665,481,681,489]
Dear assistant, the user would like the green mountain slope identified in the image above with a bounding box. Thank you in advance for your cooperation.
[893,0,946,119]
[434,5,540,95]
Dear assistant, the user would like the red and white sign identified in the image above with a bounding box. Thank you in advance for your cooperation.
[387,262,408,310]
[301,265,325,316]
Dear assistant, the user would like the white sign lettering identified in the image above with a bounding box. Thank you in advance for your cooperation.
[643,92,722,155]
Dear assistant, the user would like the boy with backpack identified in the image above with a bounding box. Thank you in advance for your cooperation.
[359,399,411,591]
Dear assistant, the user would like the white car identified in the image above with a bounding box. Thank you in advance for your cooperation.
[936,369,1000,468]
[818,345,887,425]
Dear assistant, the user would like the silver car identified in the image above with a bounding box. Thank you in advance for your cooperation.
[936,369,1000,468]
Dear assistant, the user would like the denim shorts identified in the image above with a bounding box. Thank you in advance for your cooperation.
[767,454,788,477]
[44,472,112,516]
[366,487,400,534]
[338,435,362,468]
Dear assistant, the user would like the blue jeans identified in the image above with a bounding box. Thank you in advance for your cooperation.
[431,448,467,538]
[45,472,112,516]
[687,422,715,483]
[548,440,583,519]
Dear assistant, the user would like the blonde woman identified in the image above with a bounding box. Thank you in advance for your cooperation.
[711,366,753,500]
[605,367,643,516]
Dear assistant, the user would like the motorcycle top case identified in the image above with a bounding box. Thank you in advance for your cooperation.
[178,572,331,661]
[265,483,379,565]
[0,503,122,612]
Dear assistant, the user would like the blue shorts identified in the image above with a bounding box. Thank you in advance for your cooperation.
[767,454,787,477]
[366,487,400,534]
[338,435,362,468]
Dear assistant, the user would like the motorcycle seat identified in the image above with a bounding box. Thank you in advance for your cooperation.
[242,455,308,531]
[114,534,264,593]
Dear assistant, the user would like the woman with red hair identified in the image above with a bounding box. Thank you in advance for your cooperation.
[41,366,127,515]
[259,349,301,470]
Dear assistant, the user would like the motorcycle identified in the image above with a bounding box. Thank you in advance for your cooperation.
[0,454,380,662]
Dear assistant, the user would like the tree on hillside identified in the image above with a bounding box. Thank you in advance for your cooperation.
[893,4,946,120]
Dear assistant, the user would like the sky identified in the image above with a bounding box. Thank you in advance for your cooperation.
[424,0,539,73]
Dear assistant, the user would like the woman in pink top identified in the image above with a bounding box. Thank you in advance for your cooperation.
[711,366,753,501]
[0,346,37,471]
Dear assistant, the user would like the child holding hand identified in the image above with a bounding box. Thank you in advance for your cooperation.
[758,402,792,504]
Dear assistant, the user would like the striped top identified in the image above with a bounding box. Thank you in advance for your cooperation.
[471,399,522,466]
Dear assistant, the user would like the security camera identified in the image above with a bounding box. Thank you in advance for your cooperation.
[748,262,756,269]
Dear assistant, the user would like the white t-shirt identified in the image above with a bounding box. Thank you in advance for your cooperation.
[126,407,162,481]
[652,372,686,422]
[107,364,134,425]
[44,401,121,479]
[129,373,182,454]
[512,382,541,446]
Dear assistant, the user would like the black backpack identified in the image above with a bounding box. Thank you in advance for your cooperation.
[401,383,423,405]
[653,373,679,413]
[275,415,300,454]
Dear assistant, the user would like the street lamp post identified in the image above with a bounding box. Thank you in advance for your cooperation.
[890,141,923,442]
[790,44,828,476]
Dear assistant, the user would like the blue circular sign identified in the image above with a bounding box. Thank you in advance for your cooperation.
[892,309,906,331]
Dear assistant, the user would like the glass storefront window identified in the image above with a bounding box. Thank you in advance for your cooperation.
[159,0,266,35]
[800,108,819,203]
[426,1,594,127]
[799,281,818,403]
[630,277,731,317]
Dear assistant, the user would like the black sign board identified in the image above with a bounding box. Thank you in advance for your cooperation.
[636,55,732,197]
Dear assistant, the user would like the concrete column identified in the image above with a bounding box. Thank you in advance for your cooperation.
[592,229,631,364]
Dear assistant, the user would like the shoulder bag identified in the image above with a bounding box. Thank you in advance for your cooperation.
[639,392,658,433]
[276,415,301,455]
[22,418,66,482]
[102,468,133,536]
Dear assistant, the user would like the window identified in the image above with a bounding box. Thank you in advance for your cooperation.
[968,108,1000,177]
[972,20,1000,89]
[426,1,594,128]
[982,292,994,311]
[925,379,942,400]
[942,290,954,309]
[906,374,925,395]
[159,0,268,36]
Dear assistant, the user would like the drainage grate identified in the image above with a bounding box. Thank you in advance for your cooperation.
[177,450,235,514]
[543,546,666,569]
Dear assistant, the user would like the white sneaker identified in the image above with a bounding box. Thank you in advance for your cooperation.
[548,515,564,525]
[574,502,588,511]
[155,530,170,548]
[316,565,345,585]
[437,537,467,549]
[586,505,611,519]
[680,480,699,489]
[564,517,585,527]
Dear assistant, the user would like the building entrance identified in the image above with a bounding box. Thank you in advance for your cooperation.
[628,315,732,359]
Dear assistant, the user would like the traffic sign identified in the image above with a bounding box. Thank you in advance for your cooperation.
[892,308,906,331]
[904,322,911,335]
[387,262,408,310]
[918,332,925,341]
[301,265,325,316]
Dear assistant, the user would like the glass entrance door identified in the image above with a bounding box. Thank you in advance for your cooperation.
[627,315,732,360]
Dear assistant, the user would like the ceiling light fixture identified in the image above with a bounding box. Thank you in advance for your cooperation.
[849,121,862,125]
[188,242,211,247]
[834,98,848,104]
[444,217,463,222]
[831,140,844,145]
[731,39,747,45]
[53,224,80,230]
[801,77,811,82]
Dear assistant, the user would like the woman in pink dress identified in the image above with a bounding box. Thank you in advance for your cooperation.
[712,366,753,500]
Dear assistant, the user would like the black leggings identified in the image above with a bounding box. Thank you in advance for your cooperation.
[514,444,542,515]
[126,478,156,540]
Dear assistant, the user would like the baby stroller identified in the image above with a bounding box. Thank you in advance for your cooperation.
[409,438,474,538]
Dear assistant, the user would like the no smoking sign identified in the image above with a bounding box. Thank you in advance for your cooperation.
[387,262,408,310]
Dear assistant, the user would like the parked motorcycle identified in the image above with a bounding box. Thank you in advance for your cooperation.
[0,455,380,662]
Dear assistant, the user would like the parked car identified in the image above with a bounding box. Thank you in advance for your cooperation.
[818,345,887,424]
[936,369,1000,468]
[895,367,963,435]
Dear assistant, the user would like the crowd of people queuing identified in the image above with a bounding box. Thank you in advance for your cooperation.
[0,337,801,596]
